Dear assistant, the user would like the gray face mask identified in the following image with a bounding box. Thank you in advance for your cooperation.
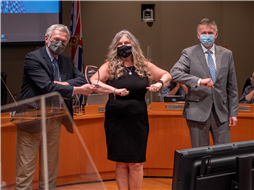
[48,41,66,55]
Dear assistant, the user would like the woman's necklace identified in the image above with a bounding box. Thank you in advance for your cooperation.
[125,66,133,75]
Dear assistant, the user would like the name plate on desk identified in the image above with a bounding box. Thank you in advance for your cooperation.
[98,107,106,113]
[84,105,106,115]
[165,104,184,110]
[238,105,251,112]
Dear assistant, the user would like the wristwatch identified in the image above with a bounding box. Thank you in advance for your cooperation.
[158,80,164,87]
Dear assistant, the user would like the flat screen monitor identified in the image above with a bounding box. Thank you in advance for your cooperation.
[172,140,254,190]
[164,95,185,102]
[1,1,61,44]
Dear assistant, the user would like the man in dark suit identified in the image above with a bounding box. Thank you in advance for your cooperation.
[16,24,96,190]
[170,18,238,148]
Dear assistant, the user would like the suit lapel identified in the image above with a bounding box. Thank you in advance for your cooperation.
[41,46,53,76]
[215,45,222,82]
[58,55,67,81]
[58,55,63,72]
[196,44,211,78]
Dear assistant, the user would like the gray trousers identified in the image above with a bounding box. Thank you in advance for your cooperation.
[15,117,62,190]
[186,107,230,148]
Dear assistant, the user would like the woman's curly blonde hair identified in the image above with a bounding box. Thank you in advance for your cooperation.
[106,30,150,80]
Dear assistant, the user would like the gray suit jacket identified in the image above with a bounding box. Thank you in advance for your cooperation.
[170,43,238,123]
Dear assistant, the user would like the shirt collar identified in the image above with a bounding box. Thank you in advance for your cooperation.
[46,46,58,62]
[201,43,215,54]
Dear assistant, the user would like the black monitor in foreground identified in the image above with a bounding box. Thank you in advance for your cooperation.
[172,140,254,190]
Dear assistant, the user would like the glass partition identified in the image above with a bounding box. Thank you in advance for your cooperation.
[145,45,162,104]
[1,92,106,189]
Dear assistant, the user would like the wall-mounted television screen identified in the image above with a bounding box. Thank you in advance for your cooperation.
[1,1,61,43]
[172,140,254,190]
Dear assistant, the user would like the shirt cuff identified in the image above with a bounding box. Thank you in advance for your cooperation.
[72,87,74,96]
[197,78,201,87]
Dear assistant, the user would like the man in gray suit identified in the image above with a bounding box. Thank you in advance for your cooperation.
[170,18,238,147]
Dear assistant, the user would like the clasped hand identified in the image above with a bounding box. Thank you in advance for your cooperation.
[146,83,162,92]
[114,88,129,96]
[200,78,214,88]
[80,84,99,95]
[229,117,237,127]
[54,81,99,95]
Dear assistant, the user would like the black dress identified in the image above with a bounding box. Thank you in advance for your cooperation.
[105,67,149,163]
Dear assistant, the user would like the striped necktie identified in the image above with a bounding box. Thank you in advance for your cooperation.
[206,50,216,83]
[52,58,60,115]
[52,58,60,81]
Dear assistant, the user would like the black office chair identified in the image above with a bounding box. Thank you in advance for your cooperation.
[1,72,7,105]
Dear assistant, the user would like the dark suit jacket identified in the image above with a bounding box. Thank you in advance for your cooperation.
[170,44,238,123]
[19,46,87,133]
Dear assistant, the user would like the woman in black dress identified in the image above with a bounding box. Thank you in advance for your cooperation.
[91,30,171,190]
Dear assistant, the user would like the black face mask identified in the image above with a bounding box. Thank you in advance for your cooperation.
[48,41,66,55]
[117,45,132,58]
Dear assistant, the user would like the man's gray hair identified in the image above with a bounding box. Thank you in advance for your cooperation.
[197,18,218,32]
[45,24,70,42]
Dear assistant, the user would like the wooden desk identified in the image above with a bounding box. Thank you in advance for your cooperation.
[1,103,254,189]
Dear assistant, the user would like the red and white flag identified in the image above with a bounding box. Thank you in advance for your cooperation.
[69,1,83,72]
[69,1,84,104]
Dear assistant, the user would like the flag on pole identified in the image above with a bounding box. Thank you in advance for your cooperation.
[69,1,83,104]
[69,1,83,72]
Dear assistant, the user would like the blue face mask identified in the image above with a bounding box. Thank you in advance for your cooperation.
[199,35,215,47]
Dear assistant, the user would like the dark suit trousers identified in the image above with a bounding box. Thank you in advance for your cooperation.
[186,107,230,148]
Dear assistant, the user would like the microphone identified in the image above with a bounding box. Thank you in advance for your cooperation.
[1,76,18,106]
[1,76,19,120]
[1,77,42,134]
